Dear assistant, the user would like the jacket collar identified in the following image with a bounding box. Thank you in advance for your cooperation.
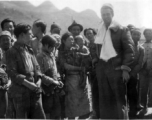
[109,21,120,32]
[13,42,34,54]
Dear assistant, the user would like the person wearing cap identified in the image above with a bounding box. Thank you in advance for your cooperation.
[128,28,144,118]
[94,3,134,119]
[137,29,152,116]
[50,22,61,35]
[68,20,83,38]
[127,24,135,32]
[0,31,12,64]
[6,23,46,119]
[1,18,17,45]
[0,31,12,118]
[30,19,46,55]
[36,35,63,119]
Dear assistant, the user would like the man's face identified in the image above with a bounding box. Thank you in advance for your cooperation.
[71,26,81,37]
[0,36,12,51]
[144,30,152,42]
[32,24,39,36]
[51,28,61,35]
[131,31,141,43]
[101,8,113,26]
[22,30,33,44]
[3,22,14,35]
[85,30,95,42]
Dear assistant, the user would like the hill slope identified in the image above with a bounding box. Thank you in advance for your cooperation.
[0,1,100,33]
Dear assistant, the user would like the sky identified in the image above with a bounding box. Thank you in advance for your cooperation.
[27,0,152,28]
[1,0,152,28]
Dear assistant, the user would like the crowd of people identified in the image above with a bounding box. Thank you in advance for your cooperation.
[0,3,152,119]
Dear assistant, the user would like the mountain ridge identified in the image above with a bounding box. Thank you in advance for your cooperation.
[0,0,100,33]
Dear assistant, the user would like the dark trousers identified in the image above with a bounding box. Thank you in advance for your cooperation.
[89,71,100,118]
[13,91,46,119]
[0,90,8,118]
[6,95,16,118]
[42,93,61,119]
[139,70,152,108]
[127,76,138,119]
[96,60,127,119]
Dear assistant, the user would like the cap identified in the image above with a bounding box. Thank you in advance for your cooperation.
[0,31,12,38]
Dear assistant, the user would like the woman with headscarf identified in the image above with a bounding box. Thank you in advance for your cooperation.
[58,32,90,119]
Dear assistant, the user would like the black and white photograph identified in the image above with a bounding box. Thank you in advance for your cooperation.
[0,0,151,119]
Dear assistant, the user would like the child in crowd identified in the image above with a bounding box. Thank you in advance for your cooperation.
[36,35,63,119]
[75,35,90,55]
[128,28,144,119]
[138,29,152,111]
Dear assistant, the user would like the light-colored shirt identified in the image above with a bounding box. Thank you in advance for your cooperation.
[22,49,34,72]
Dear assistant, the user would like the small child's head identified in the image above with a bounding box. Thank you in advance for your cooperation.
[131,28,141,44]
[41,35,56,53]
[143,28,152,42]
[75,35,84,48]
[52,34,61,49]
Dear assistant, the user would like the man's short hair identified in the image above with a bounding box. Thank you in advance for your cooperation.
[14,23,31,38]
[1,18,16,30]
[143,29,152,36]
[34,19,46,34]
[84,28,97,36]
[41,35,56,48]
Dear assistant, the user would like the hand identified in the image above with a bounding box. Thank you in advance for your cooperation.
[92,59,98,67]
[54,80,60,86]
[2,84,9,90]
[28,82,38,91]
[76,52,80,55]
[58,81,64,88]
[122,70,130,83]
[36,78,41,88]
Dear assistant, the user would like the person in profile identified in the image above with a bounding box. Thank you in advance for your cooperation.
[6,24,46,119]
[30,19,46,55]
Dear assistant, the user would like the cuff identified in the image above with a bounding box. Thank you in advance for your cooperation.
[36,71,42,79]
[41,74,52,86]
[16,74,26,85]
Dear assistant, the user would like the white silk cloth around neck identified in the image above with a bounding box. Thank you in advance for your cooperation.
[95,21,117,62]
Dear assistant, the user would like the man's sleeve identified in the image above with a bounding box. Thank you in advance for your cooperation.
[6,49,26,85]
[121,27,135,71]
[132,46,144,74]
[32,55,42,78]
